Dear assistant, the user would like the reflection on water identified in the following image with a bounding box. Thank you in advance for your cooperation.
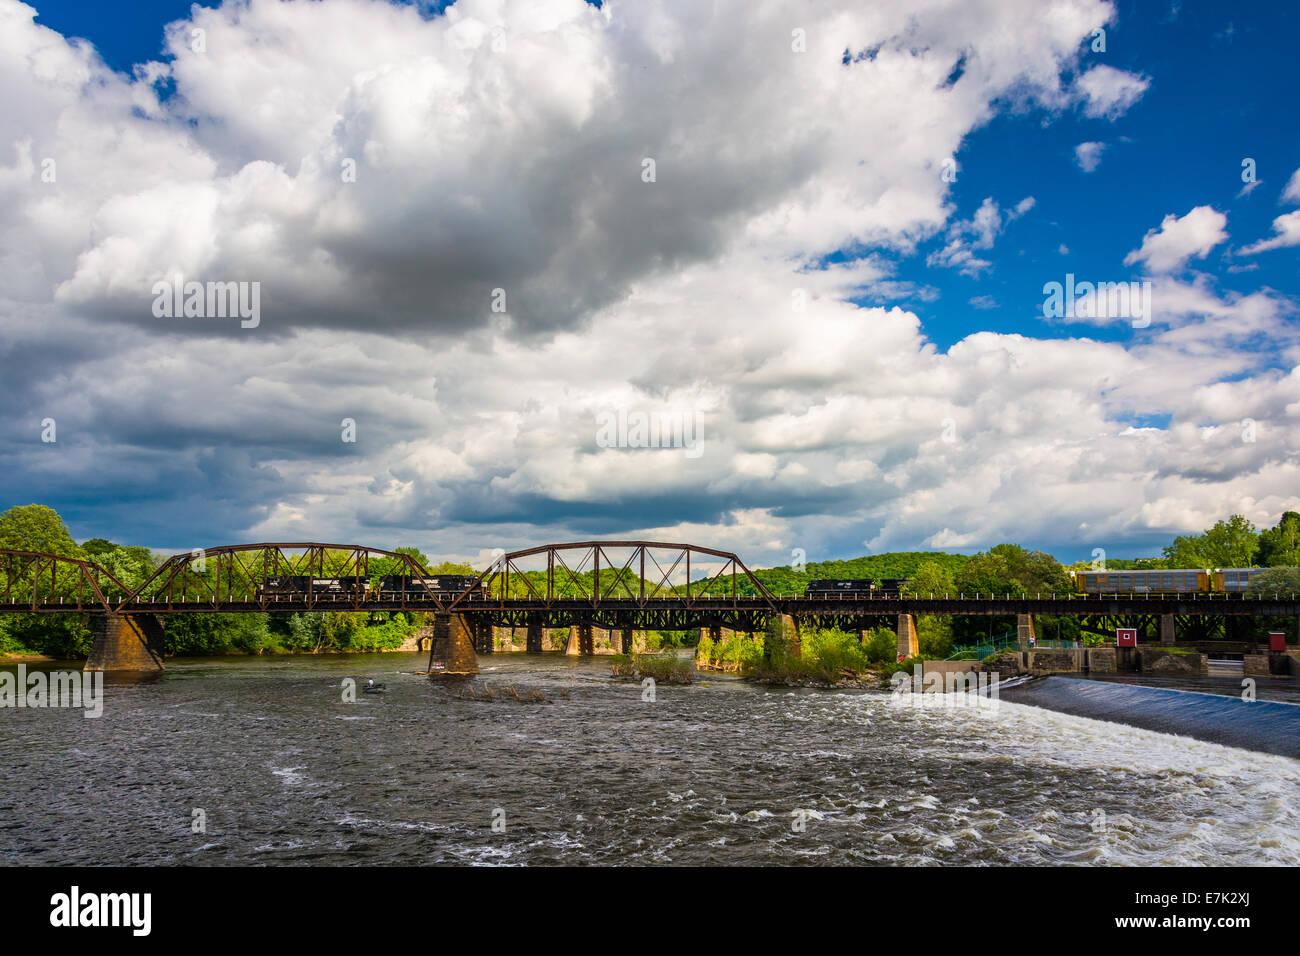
[1,653,1296,865]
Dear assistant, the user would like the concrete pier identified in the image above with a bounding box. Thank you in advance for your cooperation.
[565,623,595,656]
[427,613,478,676]
[896,613,918,661]
[766,614,801,661]
[85,614,166,672]
[1017,613,1034,644]
[526,622,544,652]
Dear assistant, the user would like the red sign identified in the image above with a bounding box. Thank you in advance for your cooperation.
[1116,628,1137,647]
[1269,632,1287,652]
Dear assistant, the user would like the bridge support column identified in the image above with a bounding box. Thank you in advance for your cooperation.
[472,620,494,654]
[896,614,918,662]
[765,614,800,662]
[1017,614,1034,646]
[85,614,165,673]
[565,623,594,656]
[526,623,544,653]
[619,628,635,654]
[427,613,478,676]
[591,626,610,651]
[1160,614,1176,645]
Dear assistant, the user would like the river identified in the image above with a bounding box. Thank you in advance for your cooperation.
[1,653,1297,865]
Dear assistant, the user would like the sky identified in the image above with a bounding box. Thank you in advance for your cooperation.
[1,0,1297,570]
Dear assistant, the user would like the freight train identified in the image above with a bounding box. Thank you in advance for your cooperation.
[258,574,487,599]
[803,578,909,598]
[1072,568,1296,595]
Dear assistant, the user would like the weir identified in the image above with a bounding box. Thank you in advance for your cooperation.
[1002,676,1300,758]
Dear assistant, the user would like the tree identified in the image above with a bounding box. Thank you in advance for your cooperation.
[955,544,1070,595]
[81,538,158,591]
[1256,512,1300,568]
[1247,567,1300,595]
[0,504,84,558]
[905,559,955,597]
[1163,515,1259,568]
[428,560,475,574]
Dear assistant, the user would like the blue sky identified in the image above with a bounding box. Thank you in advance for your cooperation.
[2,0,1298,568]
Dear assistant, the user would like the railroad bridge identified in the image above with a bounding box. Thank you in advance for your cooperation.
[1,541,1296,675]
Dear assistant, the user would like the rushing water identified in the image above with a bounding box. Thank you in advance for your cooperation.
[1,653,1297,865]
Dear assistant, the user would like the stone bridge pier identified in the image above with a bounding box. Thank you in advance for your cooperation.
[765,614,801,661]
[896,613,918,661]
[565,623,595,656]
[426,613,478,676]
[85,614,166,672]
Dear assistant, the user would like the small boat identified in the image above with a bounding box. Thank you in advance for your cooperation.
[362,682,386,694]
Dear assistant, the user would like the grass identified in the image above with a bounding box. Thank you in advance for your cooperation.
[611,652,694,684]
[448,680,562,703]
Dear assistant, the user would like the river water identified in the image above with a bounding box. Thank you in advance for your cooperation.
[1,652,1297,865]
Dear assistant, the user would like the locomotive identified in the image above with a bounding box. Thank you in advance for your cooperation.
[803,578,908,598]
[261,575,369,595]
[257,574,486,599]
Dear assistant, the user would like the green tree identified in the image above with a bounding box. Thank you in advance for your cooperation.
[1256,512,1300,567]
[904,559,955,597]
[1163,515,1259,568]
[0,504,84,557]
[81,538,158,592]
[1246,567,1300,595]
[954,544,1070,595]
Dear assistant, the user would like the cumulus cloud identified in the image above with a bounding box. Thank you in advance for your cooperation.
[1074,64,1150,118]
[926,196,1034,277]
[1281,167,1300,204]
[1074,141,1105,172]
[0,0,1297,567]
[1237,210,1300,255]
[1123,206,1228,273]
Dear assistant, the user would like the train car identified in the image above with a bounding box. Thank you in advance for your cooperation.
[377,574,485,597]
[262,575,311,593]
[804,579,875,598]
[259,575,369,596]
[1074,569,1209,594]
[1213,568,1300,593]
[876,578,909,596]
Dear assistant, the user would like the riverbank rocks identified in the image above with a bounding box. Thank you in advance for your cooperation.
[1141,649,1208,676]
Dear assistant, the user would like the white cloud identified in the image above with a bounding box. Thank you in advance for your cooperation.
[1,0,1298,565]
[1074,140,1105,172]
[926,195,1033,276]
[1282,167,1300,204]
[1237,210,1300,255]
[1123,206,1228,273]
[1074,64,1150,119]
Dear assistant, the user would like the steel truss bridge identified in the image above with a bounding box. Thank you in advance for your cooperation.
[1,541,1297,633]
